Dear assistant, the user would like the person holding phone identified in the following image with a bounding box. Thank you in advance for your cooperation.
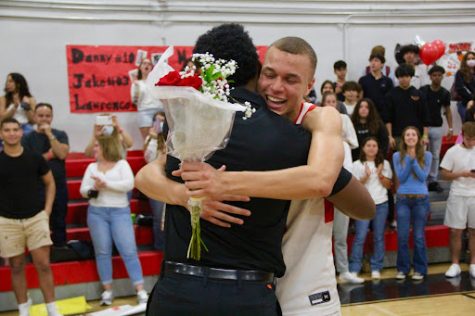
[440,122,475,278]
[0,73,36,134]
[80,126,148,305]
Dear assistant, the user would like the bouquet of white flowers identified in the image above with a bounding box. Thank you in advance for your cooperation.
[148,47,250,260]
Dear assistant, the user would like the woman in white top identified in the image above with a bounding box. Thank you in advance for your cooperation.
[80,128,148,306]
[131,58,164,139]
[349,137,393,279]
[321,92,363,284]
[0,73,36,134]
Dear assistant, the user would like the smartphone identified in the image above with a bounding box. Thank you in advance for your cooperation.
[20,102,31,111]
[96,115,112,126]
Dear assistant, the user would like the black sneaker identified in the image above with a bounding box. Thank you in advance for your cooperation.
[428,182,444,193]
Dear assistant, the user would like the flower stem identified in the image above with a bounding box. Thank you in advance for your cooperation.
[187,197,208,260]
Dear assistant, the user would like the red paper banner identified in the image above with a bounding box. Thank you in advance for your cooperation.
[66,45,268,113]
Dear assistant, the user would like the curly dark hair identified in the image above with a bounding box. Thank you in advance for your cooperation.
[4,73,32,106]
[193,23,259,87]
[351,98,384,135]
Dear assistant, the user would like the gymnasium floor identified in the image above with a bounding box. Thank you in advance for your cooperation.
[1,263,473,316]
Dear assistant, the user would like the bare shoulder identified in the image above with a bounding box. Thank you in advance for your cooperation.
[303,106,341,132]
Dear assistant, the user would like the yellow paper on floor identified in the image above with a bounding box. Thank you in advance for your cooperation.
[30,296,91,316]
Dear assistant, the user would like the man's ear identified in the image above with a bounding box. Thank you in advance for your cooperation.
[306,78,316,96]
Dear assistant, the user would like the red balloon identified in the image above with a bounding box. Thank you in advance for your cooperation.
[420,43,440,65]
[433,39,446,57]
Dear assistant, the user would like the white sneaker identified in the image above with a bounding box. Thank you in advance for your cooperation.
[100,290,114,306]
[339,272,364,284]
[445,263,461,278]
[395,271,406,280]
[371,271,381,279]
[470,264,475,278]
[18,297,32,316]
[137,289,149,304]
[412,272,424,281]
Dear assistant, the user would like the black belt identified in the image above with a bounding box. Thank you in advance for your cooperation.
[163,261,274,282]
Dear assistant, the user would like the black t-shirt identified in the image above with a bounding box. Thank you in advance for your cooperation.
[419,85,451,127]
[164,87,311,277]
[0,149,50,219]
[358,73,394,122]
[385,86,430,137]
[22,129,68,184]
[352,121,389,161]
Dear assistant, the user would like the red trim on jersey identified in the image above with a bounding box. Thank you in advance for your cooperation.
[294,102,317,125]
[324,199,334,223]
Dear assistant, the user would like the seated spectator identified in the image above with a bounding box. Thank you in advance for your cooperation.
[0,118,62,316]
[393,126,432,281]
[0,73,36,134]
[84,114,133,158]
[350,137,392,280]
[80,127,148,305]
[318,80,347,114]
[342,81,362,115]
[322,92,362,284]
[351,98,388,160]
[22,103,70,247]
[440,122,475,279]
[334,60,347,102]
[143,111,166,250]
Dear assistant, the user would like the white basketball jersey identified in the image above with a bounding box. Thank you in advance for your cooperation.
[276,102,341,316]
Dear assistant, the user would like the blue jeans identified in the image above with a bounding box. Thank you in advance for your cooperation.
[87,205,144,286]
[428,126,443,183]
[457,101,466,122]
[349,202,389,273]
[149,199,165,250]
[396,196,430,275]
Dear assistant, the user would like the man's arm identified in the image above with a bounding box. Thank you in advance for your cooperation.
[42,171,56,215]
[180,107,343,199]
[440,168,475,181]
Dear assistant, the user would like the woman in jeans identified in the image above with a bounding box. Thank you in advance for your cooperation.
[392,126,432,281]
[80,128,148,305]
[350,137,392,280]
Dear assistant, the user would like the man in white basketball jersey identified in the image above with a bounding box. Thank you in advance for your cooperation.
[175,37,374,316]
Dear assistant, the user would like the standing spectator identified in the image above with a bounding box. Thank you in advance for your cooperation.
[359,53,394,121]
[440,122,475,278]
[0,118,62,316]
[363,45,393,80]
[22,103,70,247]
[0,73,36,134]
[350,137,392,279]
[466,95,475,122]
[351,98,388,160]
[393,126,432,280]
[420,66,453,192]
[318,80,347,114]
[143,111,166,250]
[341,81,362,115]
[80,128,148,305]
[321,92,363,284]
[386,63,430,150]
[397,44,430,89]
[453,51,475,121]
[334,60,347,102]
[84,114,133,158]
[131,58,164,140]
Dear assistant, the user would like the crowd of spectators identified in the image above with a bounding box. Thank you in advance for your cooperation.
[0,42,474,314]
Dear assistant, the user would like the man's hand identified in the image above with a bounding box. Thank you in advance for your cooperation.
[173,161,229,200]
[38,123,52,136]
[201,200,251,228]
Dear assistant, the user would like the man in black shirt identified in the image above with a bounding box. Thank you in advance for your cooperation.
[22,103,70,247]
[0,118,62,316]
[386,63,430,149]
[359,54,394,121]
[420,66,453,192]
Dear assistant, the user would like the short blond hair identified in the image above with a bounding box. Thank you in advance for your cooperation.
[271,37,317,78]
